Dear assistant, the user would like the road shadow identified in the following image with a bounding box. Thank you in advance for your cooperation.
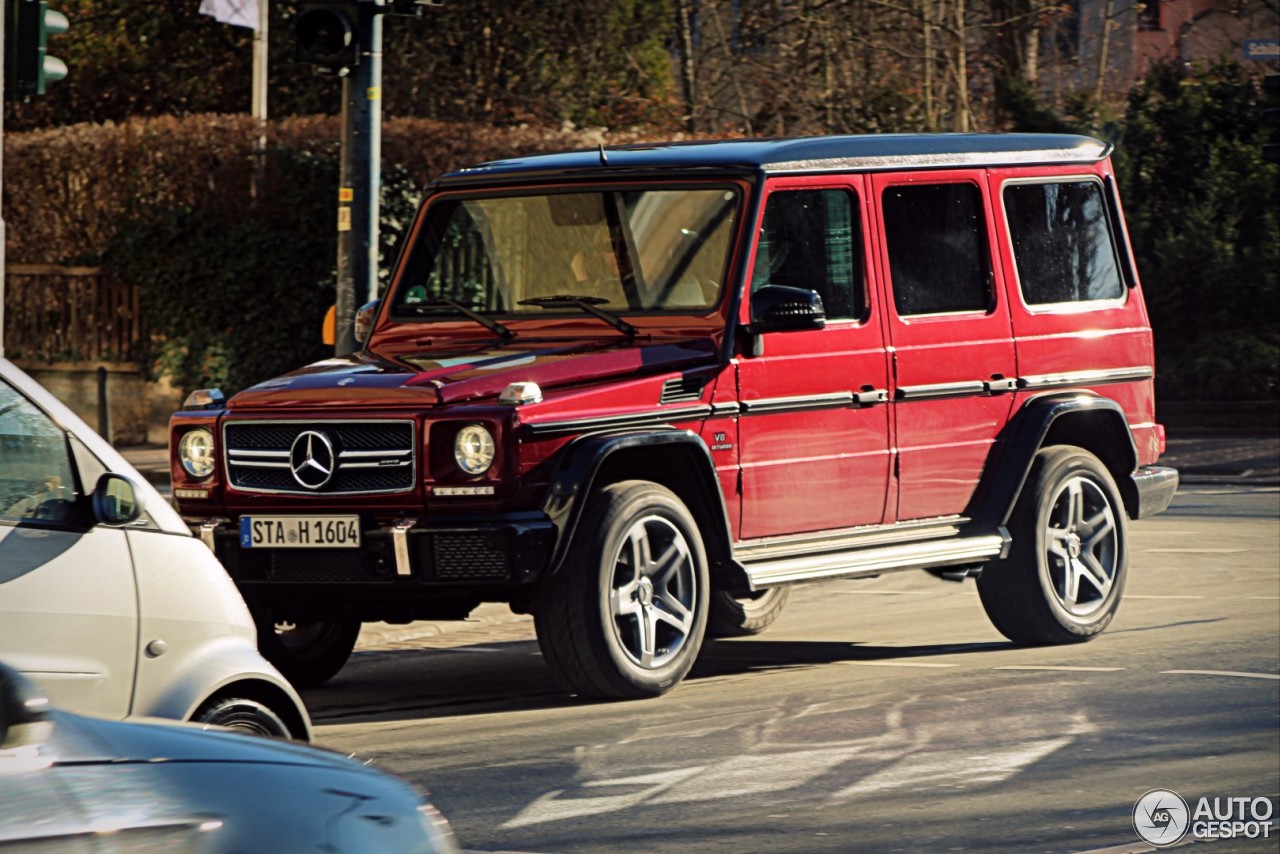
[304,636,1012,727]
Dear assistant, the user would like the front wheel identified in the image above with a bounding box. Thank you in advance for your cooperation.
[252,611,361,689]
[978,446,1128,644]
[535,481,710,699]
[193,696,291,739]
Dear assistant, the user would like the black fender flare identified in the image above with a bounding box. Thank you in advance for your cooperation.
[541,428,736,579]
[969,392,1139,530]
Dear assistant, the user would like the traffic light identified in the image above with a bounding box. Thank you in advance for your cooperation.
[295,1,360,75]
[4,0,69,101]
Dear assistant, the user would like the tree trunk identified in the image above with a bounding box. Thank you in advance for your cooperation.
[1094,0,1115,105]
[675,0,698,133]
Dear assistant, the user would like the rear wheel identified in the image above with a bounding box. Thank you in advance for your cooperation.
[708,586,790,637]
[535,481,709,699]
[253,611,361,689]
[193,697,290,739]
[978,446,1127,644]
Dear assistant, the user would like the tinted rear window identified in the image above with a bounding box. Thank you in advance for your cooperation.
[1004,181,1124,305]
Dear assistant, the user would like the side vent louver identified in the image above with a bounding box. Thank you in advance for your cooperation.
[660,375,706,404]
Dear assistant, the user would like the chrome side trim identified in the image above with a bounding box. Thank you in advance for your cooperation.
[523,405,711,438]
[740,392,854,414]
[1017,366,1154,391]
[743,533,1008,588]
[895,380,988,401]
[710,402,742,417]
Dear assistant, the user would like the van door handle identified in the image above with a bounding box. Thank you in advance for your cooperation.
[985,375,1018,394]
[855,386,889,406]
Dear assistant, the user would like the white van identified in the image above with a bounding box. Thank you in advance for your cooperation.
[0,358,311,740]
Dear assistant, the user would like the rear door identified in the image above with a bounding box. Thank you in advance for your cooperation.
[737,176,892,539]
[0,375,138,717]
[992,167,1160,463]
[870,171,1017,521]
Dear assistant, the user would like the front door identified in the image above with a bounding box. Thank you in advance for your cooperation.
[0,376,138,718]
[737,176,892,539]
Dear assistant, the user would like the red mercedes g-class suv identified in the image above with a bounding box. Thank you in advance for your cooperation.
[171,134,1179,699]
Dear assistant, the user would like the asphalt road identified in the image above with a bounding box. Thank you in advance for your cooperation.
[304,485,1278,853]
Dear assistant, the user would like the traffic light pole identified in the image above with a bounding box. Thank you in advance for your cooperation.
[334,2,382,357]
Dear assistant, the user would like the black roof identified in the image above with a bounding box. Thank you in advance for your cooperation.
[436,133,1111,185]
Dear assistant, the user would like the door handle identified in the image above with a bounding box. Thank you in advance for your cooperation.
[855,386,889,406]
[985,375,1018,394]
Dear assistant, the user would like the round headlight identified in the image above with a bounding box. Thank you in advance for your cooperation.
[178,429,216,479]
[453,424,495,476]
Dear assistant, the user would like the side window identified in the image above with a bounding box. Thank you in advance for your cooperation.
[751,189,863,320]
[882,183,991,315]
[0,380,79,525]
[1004,180,1124,305]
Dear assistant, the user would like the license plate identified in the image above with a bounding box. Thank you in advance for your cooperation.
[240,516,361,549]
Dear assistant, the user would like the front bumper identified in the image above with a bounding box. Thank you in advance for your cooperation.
[196,512,555,590]
[1130,465,1179,519]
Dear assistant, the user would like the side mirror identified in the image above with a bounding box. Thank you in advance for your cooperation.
[749,285,826,333]
[0,663,54,751]
[354,299,382,344]
[91,473,144,527]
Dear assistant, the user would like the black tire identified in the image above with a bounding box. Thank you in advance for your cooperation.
[708,586,790,638]
[253,611,361,689]
[978,446,1128,644]
[193,696,291,739]
[535,480,710,699]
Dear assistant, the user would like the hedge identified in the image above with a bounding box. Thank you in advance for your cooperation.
[2,115,672,394]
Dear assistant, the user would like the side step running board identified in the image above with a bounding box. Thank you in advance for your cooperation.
[741,531,1010,590]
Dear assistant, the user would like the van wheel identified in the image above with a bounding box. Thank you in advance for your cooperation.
[535,481,709,699]
[978,446,1127,644]
[253,611,361,689]
[193,697,291,739]
[708,586,790,637]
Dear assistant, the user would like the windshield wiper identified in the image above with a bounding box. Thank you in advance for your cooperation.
[411,298,515,339]
[517,295,636,337]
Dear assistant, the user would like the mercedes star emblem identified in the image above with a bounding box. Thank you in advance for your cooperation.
[289,430,335,490]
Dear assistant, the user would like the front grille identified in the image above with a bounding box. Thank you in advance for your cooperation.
[224,420,416,496]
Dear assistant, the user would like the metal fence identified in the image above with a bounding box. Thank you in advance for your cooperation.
[2,265,144,363]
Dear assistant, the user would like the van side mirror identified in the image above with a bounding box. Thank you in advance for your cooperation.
[0,663,54,750]
[749,285,826,333]
[91,473,144,526]
[354,299,382,344]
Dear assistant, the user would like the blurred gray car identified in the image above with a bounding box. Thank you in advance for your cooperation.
[0,663,459,852]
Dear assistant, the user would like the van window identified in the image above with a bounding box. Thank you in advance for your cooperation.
[1004,181,1124,305]
[882,183,990,315]
[0,380,78,524]
[751,189,862,320]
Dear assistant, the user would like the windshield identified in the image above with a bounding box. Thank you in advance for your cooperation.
[391,186,740,319]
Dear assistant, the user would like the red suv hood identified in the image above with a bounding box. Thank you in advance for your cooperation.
[228,339,719,410]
